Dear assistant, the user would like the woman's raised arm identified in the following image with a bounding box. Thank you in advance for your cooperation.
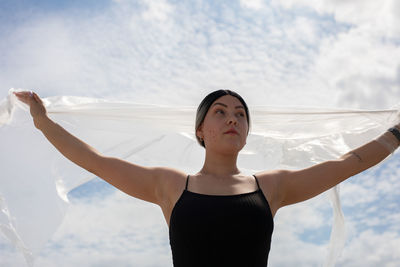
[14,91,168,205]
[274,127,400,209]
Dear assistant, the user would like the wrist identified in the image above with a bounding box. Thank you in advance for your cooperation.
[375,131,399,154]
[388,127,400,144]
[33,115,51,130]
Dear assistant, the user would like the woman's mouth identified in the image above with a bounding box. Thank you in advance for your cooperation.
[224,128,239,135]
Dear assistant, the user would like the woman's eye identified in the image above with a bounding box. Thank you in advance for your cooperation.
[216,109,224,114]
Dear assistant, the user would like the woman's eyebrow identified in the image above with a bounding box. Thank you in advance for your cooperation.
[212,102,244,109]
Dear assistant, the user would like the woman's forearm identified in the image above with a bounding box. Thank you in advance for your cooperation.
[339,124,400,178]
[35,115,102,173]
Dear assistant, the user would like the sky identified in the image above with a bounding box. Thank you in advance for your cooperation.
[1,0,400,266]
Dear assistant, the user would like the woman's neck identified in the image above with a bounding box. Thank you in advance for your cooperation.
[199,150,240,177]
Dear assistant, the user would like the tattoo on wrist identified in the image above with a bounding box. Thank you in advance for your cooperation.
[350,151,363,162]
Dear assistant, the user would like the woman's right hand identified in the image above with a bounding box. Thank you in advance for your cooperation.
[13,91,48,128]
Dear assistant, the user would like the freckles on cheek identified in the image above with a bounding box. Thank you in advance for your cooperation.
[207,129,218,142]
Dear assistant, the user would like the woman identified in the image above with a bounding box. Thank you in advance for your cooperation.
[13,89,400,267]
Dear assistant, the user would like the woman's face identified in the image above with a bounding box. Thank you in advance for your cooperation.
[197,95,249,154]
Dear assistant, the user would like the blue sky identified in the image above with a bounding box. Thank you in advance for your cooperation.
[1,0,400,266]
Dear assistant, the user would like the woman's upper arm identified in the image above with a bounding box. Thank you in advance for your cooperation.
[91,155,172,205]
[277,138,393,208]
[278,159,349,207]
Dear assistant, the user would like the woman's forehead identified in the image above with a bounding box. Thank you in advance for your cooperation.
[211,95,243,108]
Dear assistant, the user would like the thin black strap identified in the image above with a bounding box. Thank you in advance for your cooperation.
[253,174,260,190]
[185,175,190,190]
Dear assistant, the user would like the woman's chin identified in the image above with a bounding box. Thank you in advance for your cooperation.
[213,142,244,154]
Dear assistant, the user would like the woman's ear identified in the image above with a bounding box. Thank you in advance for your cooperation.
[196,124,203,140]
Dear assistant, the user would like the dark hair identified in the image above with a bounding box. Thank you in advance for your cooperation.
[195,89,251,148]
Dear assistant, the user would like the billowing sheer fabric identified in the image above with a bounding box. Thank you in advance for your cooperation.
[1,88,399,267]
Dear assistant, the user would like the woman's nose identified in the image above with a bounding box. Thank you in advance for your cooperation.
[227,115,238,125]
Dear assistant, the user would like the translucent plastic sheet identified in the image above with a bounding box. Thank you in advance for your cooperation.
[1,88,399,266]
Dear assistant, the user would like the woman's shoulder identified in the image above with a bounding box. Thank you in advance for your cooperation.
[155,166,187,186]
[253,169,287,217]
[253,169,286,182]
[153,167,188,210]
[155,167,188,196]
[253,170,279,192]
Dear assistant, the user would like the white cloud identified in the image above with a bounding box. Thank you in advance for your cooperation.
[340,183,379,207]
[268,194,334,265]
[272,0,400,37]
[314,28,400,109]
[33,190,172,267]
[285,17,318,46]
[269,229,326,266]
[270,0,400,109]
[240,0,265,10]
[141,0,174,21]
[0,0,348,108]
[337,230,400,266]
[0,246,26,267]
[1,0,398,110]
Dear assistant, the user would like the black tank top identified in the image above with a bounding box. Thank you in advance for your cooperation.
[169,175,274,267]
